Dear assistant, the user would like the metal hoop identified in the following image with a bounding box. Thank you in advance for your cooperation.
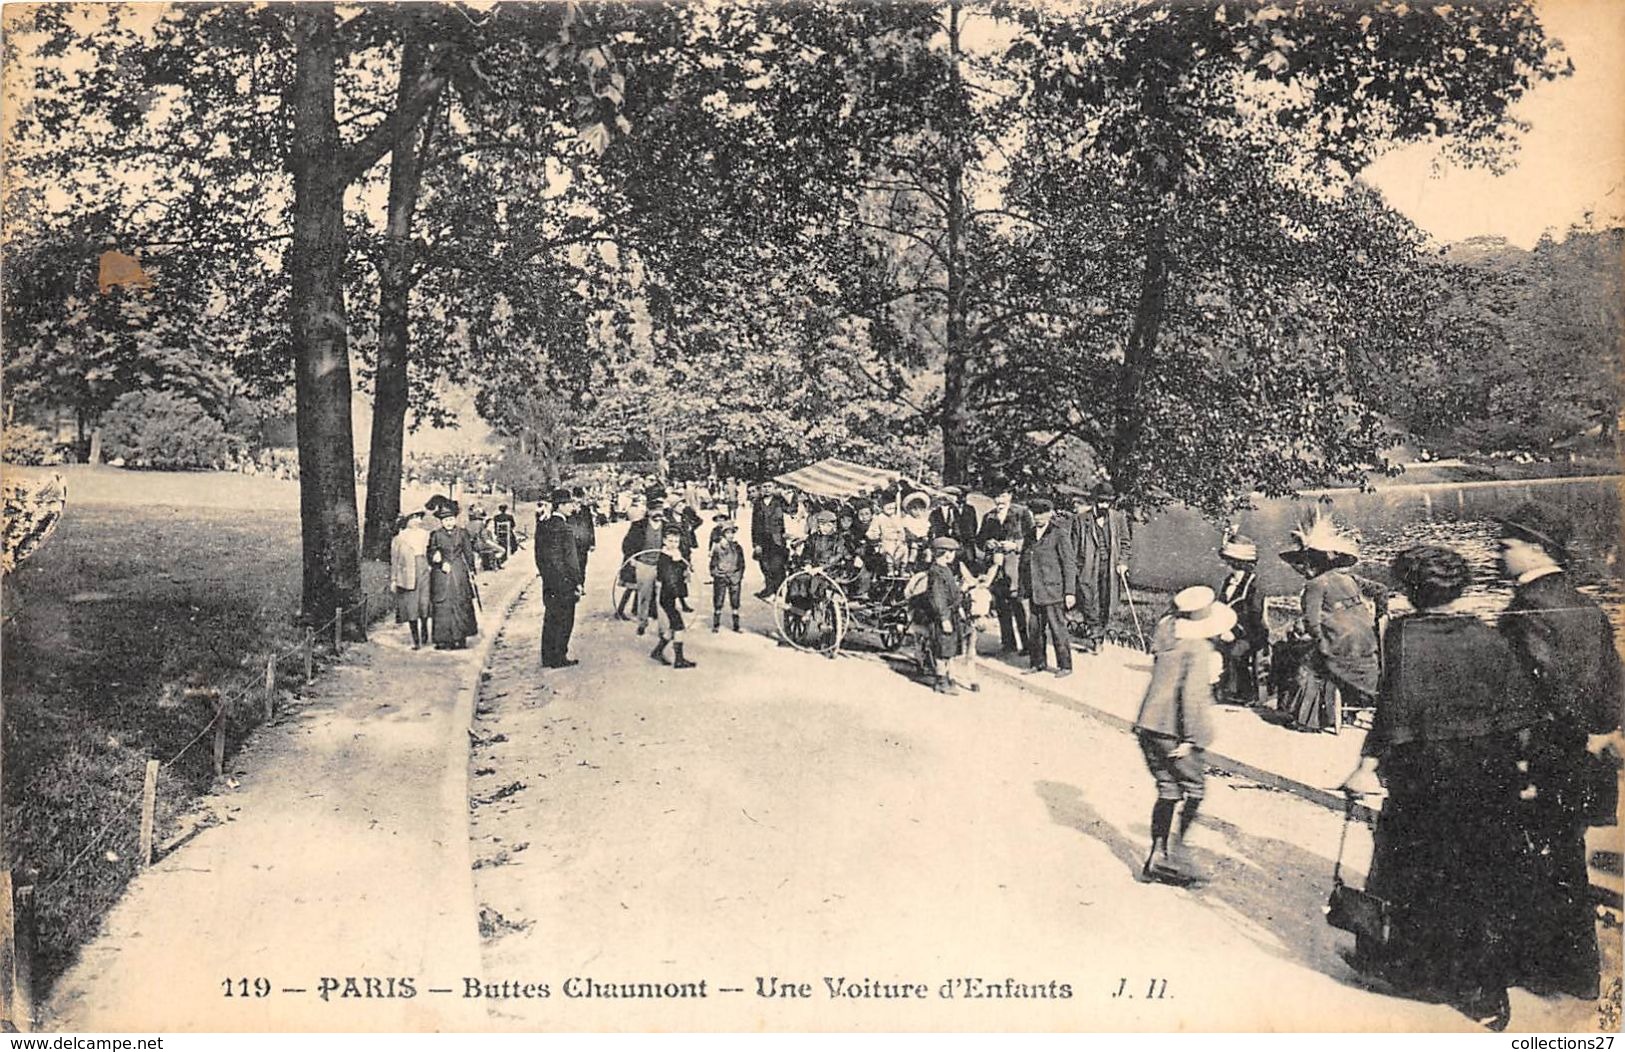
[774,567,848,655]
[607,548,664,613]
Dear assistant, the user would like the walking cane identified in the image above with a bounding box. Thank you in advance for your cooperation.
[1119,566,1147,652]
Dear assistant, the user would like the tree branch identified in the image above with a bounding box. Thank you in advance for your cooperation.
[846,217,950,268]
[336,42,459,184]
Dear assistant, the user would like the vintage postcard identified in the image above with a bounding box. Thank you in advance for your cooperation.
[1,0,1621,1036]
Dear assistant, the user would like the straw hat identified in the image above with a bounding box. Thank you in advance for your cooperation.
[1171,585,1238,640]
[902,491,930,511]
[1220,533,1258,563]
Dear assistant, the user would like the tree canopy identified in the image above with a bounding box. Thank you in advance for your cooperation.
[2,0,1595,609]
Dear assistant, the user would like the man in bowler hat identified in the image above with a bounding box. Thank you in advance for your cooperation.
[1019,497,1077,678]
[1497,501,1622,1000]
[974,483,1033,655]
[536,487,584,668]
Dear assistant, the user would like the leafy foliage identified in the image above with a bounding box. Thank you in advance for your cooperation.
[0,424,59,467]
[984,0,1568,515]
[1385,226,1625,454]
[99,390,232,470]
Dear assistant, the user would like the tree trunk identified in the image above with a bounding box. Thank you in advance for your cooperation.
[361,43,431,562]
[288,5,364,634]
[938,0,971,487]
[1108,220,1170,500]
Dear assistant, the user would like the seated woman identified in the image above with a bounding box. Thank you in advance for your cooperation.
[1339,545,1538,1031]
[1279,514,1384,732]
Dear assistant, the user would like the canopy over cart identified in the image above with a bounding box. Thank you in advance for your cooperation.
[772,457,906,500]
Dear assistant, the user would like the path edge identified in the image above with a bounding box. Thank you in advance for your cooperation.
[436,562,536,1029]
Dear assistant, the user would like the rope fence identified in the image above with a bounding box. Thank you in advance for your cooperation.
[5,586,401,1025]
[33,585,397,897]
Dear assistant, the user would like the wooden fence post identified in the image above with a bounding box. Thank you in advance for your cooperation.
[139,759,160,868]
[212,694,226,779]
[303,627,315,684]
[263,655,276,721]
[1,872,36,1031]
[333,606,343,653]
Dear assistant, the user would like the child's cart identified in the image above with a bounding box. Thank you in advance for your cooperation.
[768,457,931,662]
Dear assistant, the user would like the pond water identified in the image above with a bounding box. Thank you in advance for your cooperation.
[1254,514,1625,649]
[1130,474,1624,641]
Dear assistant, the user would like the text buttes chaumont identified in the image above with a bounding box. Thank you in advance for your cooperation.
[457,976,1074,999]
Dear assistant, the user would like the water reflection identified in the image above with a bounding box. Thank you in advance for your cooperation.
[1279,517,1625,641]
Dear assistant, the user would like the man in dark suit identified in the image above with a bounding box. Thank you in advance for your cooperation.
[1019,498,1077,677]
[536,487,584,668]
[974,484,1032,654]
[929,487,982,557]
[1497,502,1622,1001]
[752,485,789,599]
[1073,480,1132,654]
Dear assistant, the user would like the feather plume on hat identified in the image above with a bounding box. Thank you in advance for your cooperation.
[1279,508,1359,568]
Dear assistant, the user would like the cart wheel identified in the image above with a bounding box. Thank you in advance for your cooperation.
[607,549,663,615]
[775,569,848,655]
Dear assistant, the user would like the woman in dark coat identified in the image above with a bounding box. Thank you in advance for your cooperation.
[1340,545,1538,1031]
[427,500,479,650]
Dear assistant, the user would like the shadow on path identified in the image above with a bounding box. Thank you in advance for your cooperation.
[1036,778,1388,998]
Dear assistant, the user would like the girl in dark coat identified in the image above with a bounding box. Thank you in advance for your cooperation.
[1340,545,1538,1031]
[427,502,478,649]
[924,537,971,695]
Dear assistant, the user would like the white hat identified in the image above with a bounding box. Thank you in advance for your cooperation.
[1172,585,1238,639]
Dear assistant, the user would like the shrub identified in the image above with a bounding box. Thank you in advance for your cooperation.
[488,448,557,502]
[1,423,59,465]
[100,390,230,470]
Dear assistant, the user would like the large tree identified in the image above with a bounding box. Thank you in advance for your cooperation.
[989,0,1568,512]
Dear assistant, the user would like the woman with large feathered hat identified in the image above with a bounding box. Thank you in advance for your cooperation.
[1278,510,1383,732]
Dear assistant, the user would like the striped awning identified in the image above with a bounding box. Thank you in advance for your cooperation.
[773,457,905,499]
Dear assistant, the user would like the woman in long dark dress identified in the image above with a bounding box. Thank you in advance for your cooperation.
[427,501,478,650]
[1340,545,1539,1031]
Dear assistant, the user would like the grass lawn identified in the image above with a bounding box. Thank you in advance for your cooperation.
[1,466,389,989]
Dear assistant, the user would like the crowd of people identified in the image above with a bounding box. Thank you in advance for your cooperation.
[1128,500,1621,1032]
[387,473,1620,1032]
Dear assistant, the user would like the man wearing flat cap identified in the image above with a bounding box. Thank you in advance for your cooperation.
[1019,497,1078,678]
[929,486,982,556]
[536,487,584,668]
[1497,501,1622,1000]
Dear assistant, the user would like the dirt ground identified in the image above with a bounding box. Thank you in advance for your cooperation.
[468,529,1618,1033]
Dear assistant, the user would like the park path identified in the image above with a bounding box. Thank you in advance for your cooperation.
[467,525,1606,1032]
[43,556,535,1032]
